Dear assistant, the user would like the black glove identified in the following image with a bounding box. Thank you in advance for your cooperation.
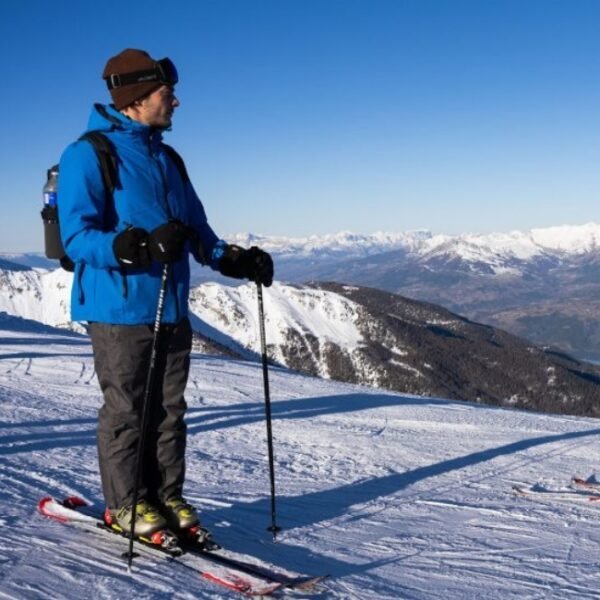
[185,227,208,265]
[148,220,190,264]
[218,244,274,287]
[113,227,151,269]
[59,256,75,272]
[191,238,208,265]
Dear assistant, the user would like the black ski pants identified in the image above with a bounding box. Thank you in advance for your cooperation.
[89,317,193,510]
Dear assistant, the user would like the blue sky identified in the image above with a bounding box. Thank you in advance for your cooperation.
[2,0,600,252]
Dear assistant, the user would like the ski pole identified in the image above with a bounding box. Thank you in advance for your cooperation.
[125,263,170,570]
[256,282,281,540]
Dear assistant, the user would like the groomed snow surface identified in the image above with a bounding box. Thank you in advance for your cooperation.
[1,323,600,599]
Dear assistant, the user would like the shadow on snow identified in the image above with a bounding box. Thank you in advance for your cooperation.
[197,424,600,577]
[3,391,600,580]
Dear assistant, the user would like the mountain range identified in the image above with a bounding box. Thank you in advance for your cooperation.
[187,222,600,363]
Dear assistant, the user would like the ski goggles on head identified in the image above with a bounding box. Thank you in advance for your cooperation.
[106,58,178,90]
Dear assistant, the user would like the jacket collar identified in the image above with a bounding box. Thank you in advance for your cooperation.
[87,103,165,147]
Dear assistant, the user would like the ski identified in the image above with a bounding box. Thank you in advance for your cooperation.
[180,538,328,592]
[512,484,600,504]
[39,496,326,596]
[570,476,600,492]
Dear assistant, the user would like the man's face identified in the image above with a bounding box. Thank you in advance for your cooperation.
[135,85,180,129]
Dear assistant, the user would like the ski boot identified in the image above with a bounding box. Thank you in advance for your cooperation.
[104,500,173,546]
[161,496,216,548]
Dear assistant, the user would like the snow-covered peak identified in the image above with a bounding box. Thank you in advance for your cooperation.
[445,223,600,260]
[4,223,598,273]
[227,230,434,259]
[530,222,600,253]
[224,222,600,265]
[420,231,548,263]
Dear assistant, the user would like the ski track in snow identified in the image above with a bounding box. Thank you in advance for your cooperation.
[0,326,600,598]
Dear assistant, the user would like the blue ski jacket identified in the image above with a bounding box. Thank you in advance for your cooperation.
[58,103,226,325]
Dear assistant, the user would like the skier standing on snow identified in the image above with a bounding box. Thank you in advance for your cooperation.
[58,48,273,538]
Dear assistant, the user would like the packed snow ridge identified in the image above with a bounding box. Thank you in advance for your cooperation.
[2,322,600,598]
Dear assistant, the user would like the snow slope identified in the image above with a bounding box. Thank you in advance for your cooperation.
[0,272,370,382]
[189,282,364,373]
[1,318,600,599]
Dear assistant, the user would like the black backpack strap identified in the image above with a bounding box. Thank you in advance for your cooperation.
[162,143,190,184]
[78,131,119,194]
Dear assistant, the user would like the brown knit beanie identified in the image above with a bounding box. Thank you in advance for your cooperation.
[102,49,163,110]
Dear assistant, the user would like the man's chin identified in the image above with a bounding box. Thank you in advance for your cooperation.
[158,117,173,130]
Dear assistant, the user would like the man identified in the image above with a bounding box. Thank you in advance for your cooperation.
[58,48,273,539]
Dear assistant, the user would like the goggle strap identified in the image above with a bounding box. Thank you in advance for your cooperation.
[107,69,161,90]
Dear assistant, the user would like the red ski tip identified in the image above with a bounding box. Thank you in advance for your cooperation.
[37,496,53,514]
[38,497,69,523]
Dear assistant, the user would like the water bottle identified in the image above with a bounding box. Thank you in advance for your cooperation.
[41,165,66,259]
[43,166,58,208]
